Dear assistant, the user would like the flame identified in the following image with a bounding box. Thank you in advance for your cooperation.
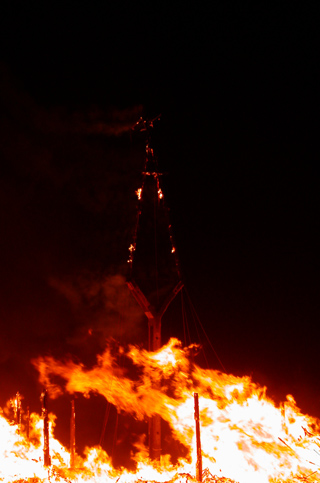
[0,406,73,482]
[1,338,320,483]
[135,188,142,200]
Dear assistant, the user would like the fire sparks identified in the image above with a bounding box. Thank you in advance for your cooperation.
[1,339,320,482]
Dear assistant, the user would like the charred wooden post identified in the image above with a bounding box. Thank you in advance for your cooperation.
[25,406,30,440]
[70,399,76,468]
[41,390,51,467]
[13,392,22,434]
[194,393,202,482]
[148,312,161,460]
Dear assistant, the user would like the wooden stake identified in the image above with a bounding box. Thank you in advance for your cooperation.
[41,390,51,467]
[25,406,30,440]
[194,392,202,482]
[70,399,76,468]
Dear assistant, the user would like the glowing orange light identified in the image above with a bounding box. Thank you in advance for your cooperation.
[2,341,320,483]
[28,338,320,483]
[136,188,142,200]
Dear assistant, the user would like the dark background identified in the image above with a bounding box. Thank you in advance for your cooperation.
[1,0,319,464]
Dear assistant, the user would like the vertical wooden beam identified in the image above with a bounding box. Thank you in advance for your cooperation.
[194,393,202,482]
[25,406,30,441]
[13,392,22,434]
[149,314,161,460]
[41,390,51,467]
[70,399,76,468]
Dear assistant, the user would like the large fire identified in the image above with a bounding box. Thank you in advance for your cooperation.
[1,338,320,483]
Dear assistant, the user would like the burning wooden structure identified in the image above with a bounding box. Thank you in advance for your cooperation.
[127,116,183,460]
[1,119,320,483]
[2,343,320,483]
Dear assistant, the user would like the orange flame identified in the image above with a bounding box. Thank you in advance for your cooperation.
[136,188,142,200]
[1,339,320,482]
[30,338,320,483]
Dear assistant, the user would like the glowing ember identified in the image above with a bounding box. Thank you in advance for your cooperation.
[1,339,320,483]
[136,188,142,200]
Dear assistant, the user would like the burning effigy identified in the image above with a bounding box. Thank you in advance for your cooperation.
[1,338,320,483]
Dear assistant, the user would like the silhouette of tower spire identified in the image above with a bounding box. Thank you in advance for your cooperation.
[127,116,183,459]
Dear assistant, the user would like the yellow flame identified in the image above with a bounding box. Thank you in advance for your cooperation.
[1,339,320,483]
[136,188,142,200]
[31,338,320,482]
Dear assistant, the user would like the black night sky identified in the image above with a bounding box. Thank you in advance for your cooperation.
[1,1,319,460]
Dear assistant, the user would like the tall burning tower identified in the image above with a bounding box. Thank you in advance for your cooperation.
[127,116,183,460]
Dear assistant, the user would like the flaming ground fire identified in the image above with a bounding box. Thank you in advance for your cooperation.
[1,338,320,483]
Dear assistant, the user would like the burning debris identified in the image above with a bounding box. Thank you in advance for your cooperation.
[2,338,318,483]
[0,114,318,483]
